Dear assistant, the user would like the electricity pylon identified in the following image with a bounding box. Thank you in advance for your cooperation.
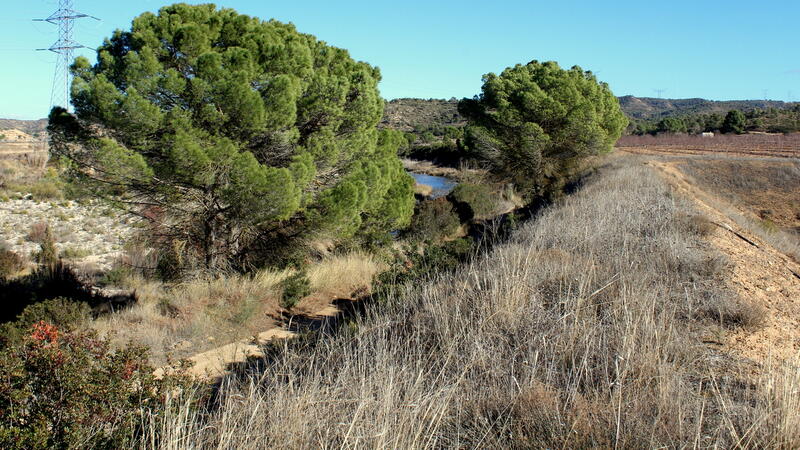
[35,0,98,111]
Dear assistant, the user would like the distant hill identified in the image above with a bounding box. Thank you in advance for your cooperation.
[381,98,464,133]
[617,96,795,120]
[0,118,48,136]
[382,97,798,131]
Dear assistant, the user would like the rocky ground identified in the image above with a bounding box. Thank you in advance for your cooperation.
[0,195,135,271]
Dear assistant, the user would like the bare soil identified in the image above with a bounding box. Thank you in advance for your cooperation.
[649,159,800,365]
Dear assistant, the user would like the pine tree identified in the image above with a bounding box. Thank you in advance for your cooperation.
[721,110,746,134]
[459,60,627,197]
[49,4,413,271]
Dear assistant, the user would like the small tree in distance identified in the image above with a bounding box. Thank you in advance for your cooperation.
[49,4,414,272]
[721,110,746,134]
[459,60,627,198]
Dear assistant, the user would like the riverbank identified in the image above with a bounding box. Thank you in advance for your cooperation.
[401,158,486,181]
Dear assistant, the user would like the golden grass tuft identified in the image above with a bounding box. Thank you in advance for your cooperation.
[306,251,384,297]
[414,183,433,197]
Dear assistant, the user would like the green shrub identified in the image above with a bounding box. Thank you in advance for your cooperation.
[0,297,90,349]
[0,323,196,448]
[281,272,311,309]
[0,248,25,280]
[408,198,462,242]
[378,237,475,288]
[7,168,66,201]
[33,226,58,267]
[98,265,131,287]
[449,183,497,219]
[0,261,97,324]
[60,246,91,259]
[26,178,64,201]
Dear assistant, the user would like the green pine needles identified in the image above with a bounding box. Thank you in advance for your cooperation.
[459,60,627,198]
[49,3,414,271]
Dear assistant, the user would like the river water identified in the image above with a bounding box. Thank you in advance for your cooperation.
[409,172,458,198]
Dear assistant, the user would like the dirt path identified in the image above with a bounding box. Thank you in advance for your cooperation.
[650,160,800,365]
[157,303,342,381]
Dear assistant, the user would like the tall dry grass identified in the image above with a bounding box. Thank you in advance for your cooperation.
[306,252,385,297]
[140,156,799,448]
[92,252,383,364]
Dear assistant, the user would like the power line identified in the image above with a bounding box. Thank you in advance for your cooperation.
[34,0,98,112]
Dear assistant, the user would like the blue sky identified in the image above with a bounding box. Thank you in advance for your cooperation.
[1,0,798,119]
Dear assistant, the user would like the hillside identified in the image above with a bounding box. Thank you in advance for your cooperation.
[381,97,799,134]
[381,98,464,132]
[618,96,796,120]
[0,118,47,136]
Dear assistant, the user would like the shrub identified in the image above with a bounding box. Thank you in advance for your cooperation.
[697,295,768,329]
[98,265,131,287]
[0,297,90,348]
[33,225,58,267]
[281,272,311,309]
[25,178,64,201]
[60,246,91,259]
[25,221,49,244]
[449,183,497,220]
[0,247,25,280]
[407,198,462,242]
[0,261,99,324]
[6,168,66,201]
[683,214,717,236]
[0,323,196,448]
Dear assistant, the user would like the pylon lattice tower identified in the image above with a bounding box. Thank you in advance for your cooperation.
[35,0,98,111]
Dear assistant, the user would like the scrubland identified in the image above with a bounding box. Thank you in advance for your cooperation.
[139,155,799,448]
[0,159,132,272]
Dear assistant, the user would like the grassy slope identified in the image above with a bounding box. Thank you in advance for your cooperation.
[143,155,798,448]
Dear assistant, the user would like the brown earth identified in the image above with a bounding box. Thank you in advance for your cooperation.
[645,158,800,366]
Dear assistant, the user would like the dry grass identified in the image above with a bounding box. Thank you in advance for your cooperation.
[91,252,383,364]
[137,156,798,448]
[678,158,800,228]
[413,183,433,197]
[91,270,287,364]
[306,252,384,297]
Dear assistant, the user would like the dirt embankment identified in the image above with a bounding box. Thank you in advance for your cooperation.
[652,160,800,365]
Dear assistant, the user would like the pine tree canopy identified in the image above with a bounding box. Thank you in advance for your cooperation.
[459,60,627,197]
[49,3,414,270]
